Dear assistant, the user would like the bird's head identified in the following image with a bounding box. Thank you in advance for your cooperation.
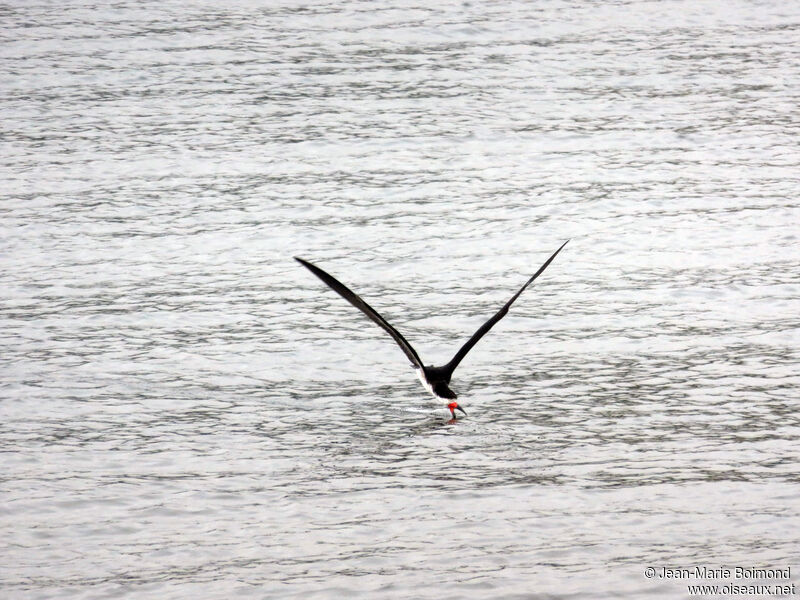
[448,402,467,419]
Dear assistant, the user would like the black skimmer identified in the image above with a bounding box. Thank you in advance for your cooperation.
[295,240,568,419]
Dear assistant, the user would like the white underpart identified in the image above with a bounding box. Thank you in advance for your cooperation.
[415,367,436,398]
[414,368,454,419]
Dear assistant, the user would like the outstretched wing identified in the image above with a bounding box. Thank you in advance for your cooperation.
[295,257,424,370]
[443,240,569,376]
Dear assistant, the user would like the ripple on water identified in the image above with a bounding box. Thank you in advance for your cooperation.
[2,0,800,598]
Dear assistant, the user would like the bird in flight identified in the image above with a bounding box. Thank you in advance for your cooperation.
[295,240,568,420]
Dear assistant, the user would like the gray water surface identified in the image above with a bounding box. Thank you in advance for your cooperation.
[2,1,799,598]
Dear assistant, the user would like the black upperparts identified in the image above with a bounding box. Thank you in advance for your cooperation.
[296,241,568,398]
[432,381,458,400]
